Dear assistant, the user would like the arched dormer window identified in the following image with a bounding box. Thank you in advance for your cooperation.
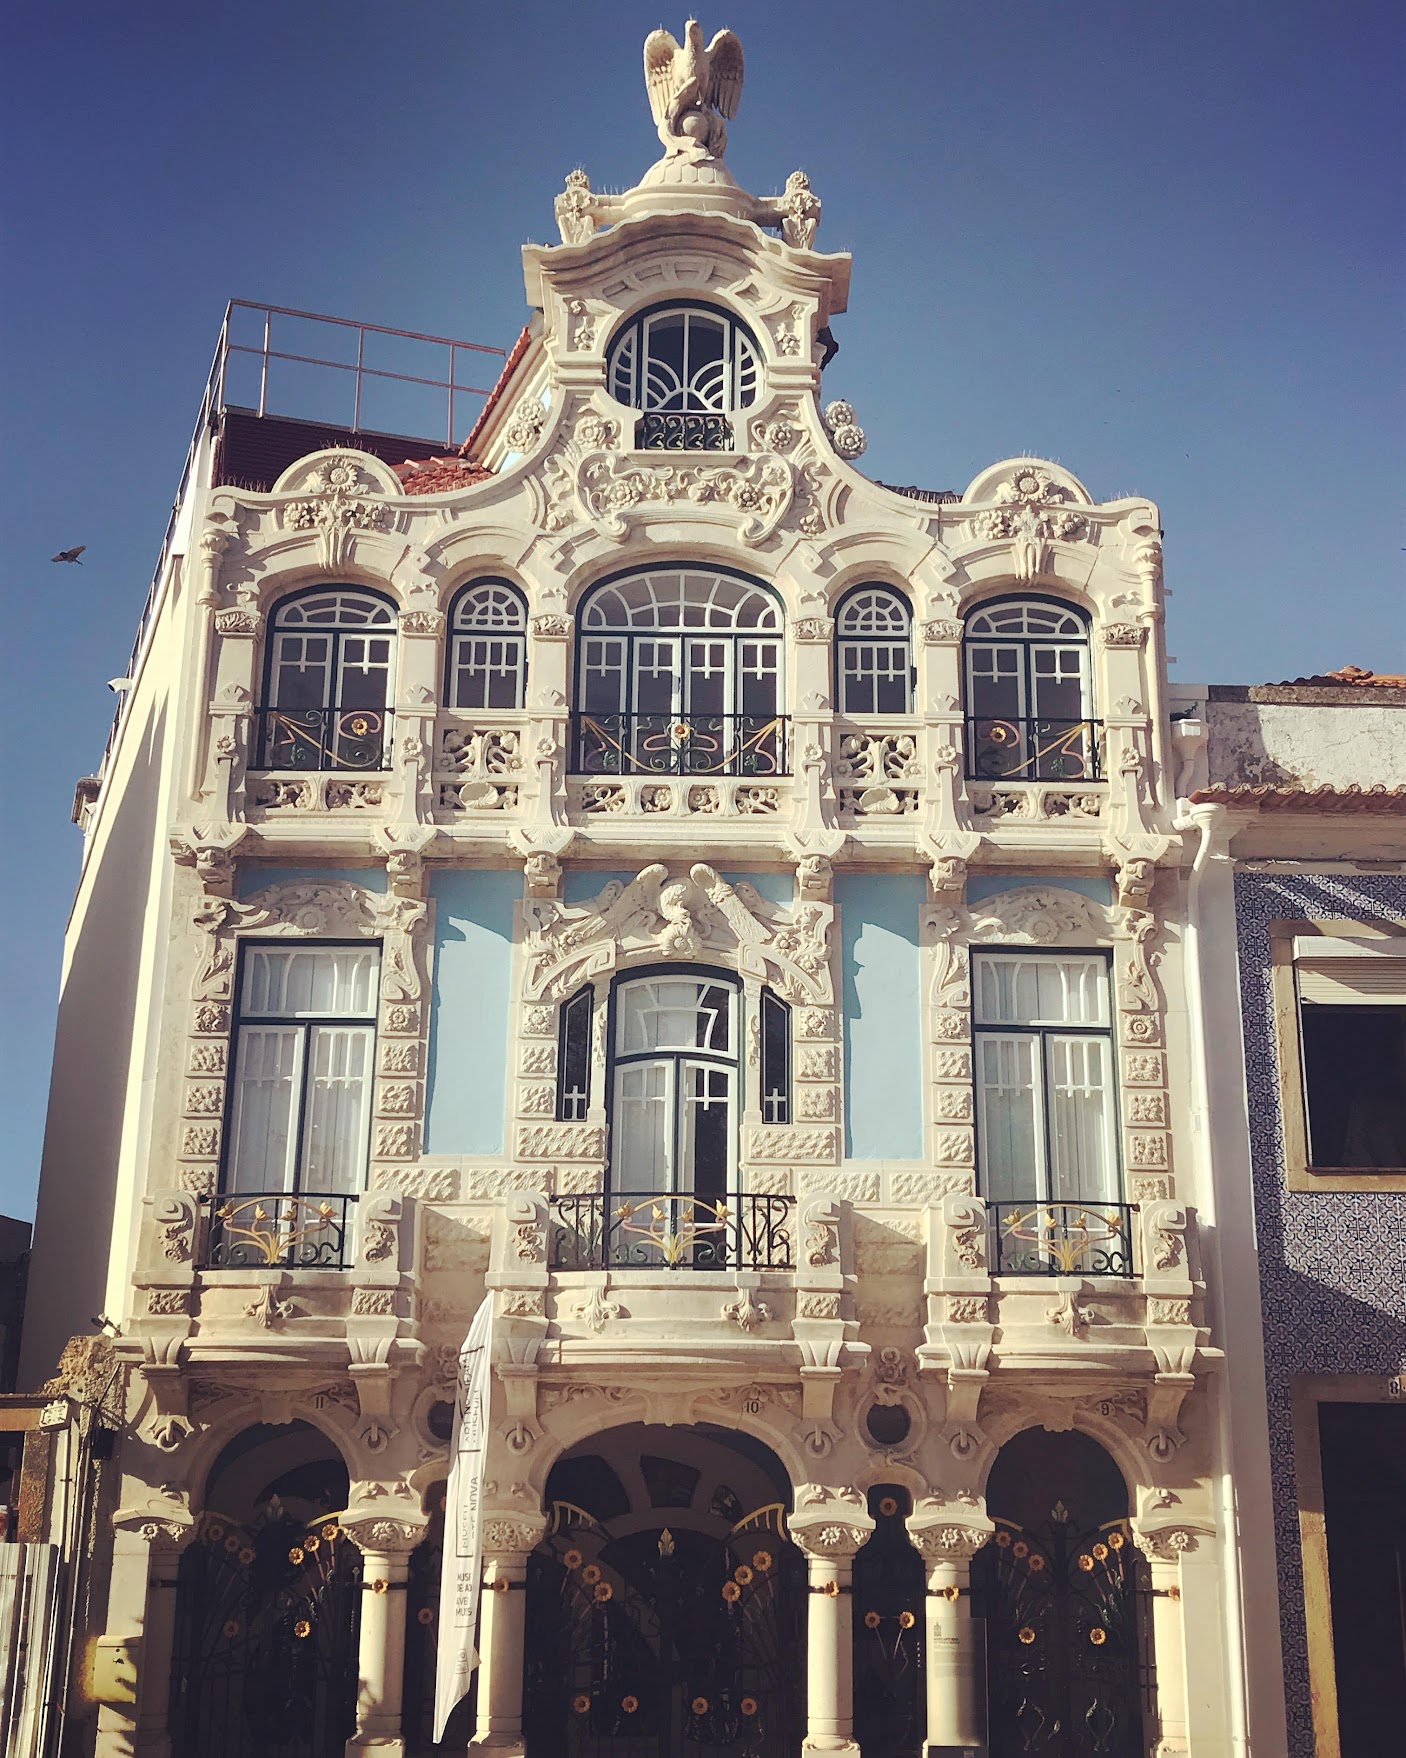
[574,566,784,777]
[835,585,914,715]
[447,578,527,709]
[261,587,395,771]
[963,598,1097,781]
[606,302,760,451]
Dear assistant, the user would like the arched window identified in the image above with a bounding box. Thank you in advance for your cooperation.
[447,578,527,709]
[963,597,1096,781]
[612,973,739,1204]
[261,587,395,771]
[606,302,760,450]
[574,566,784,776]
[836,585,914,715]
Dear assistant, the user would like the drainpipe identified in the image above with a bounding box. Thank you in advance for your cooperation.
[1176,798,1286,1756]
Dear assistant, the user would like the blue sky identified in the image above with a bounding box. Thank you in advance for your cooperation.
[1,0,1401,1218]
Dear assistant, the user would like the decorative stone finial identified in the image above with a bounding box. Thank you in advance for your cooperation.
[644,20,745,160]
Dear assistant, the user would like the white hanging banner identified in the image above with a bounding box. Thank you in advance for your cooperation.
[433,1293,493,1741]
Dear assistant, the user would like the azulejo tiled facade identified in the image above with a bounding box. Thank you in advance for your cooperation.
[1234,868,1406,1756]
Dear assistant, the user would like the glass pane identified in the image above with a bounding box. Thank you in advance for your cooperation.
[633,640,680,715]
[558,989,592,1121]
[974,955,1108,1027]
[617,980,732,1055]
[685,640,727,716]
[681,1062,732,1199]
[1029,643,1089,724]
[242,946,380,1018]
[976,1033,1042,1203]
[615,1061,672,1191]
[1046,1035,1117,1202]
[580,638,628,713]
[336,635,393,710]
[761,991,790,1124]
[642,314,687,409]
[966,643,1025,723]
[451,635,524,710]
[227,1026,301,1192]
[271,633,333,710]
[301,1024,373,1192]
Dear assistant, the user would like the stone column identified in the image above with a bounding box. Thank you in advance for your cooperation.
[1133,1520,1215,1758]
[907,1500,993,1757]
[345,1519,422,1756]
[474,1515,548,1753]
[790,1490,874,1756]
[124,1517,196,1758]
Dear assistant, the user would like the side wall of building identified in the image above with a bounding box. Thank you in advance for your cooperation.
[1234,868,1406,1755]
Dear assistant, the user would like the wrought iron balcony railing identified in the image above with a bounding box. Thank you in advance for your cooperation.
[966,716,1103,783]
[549,1191,795,1272]
[256,706,392,772]
[636,411,734,450]
[201,1191,358,1270]
[986,1201,1137,1278]
[571,712,788,778]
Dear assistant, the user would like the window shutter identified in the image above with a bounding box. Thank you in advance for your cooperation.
[1294,939,1406,1004]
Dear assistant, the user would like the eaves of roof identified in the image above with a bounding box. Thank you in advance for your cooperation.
[1189,784,1406,814]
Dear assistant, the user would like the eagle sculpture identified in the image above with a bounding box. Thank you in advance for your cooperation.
[644,20,744,158]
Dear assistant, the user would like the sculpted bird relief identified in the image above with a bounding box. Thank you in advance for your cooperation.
[524,864,832,1001]
[644,20,745,159]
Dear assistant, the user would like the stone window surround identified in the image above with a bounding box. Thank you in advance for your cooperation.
[1268,918,1406,1194]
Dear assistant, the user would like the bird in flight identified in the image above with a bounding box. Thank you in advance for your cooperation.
[51,545,86,564]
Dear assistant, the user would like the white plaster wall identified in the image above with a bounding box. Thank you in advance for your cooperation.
[1207,701,1406,789]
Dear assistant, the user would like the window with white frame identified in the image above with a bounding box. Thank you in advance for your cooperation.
[225,945,380,1195]
[574,567,784,776]
[1294,936,1406,1170]
[611,975,739,1200]
[836,585,914,715]
[964,598,1096,782]
[606,302,760,450]
[262,588,396,771]
[973,950,1119,1205]
[447,579,527,710]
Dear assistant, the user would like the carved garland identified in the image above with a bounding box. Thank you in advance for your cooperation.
[180,882,431,1201]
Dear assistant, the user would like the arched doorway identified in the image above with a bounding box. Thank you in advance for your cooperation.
[852,1485,924,1758]
[170,1421,361,1758]
[523,1423,805,1757]
[972,1428,1151,1758]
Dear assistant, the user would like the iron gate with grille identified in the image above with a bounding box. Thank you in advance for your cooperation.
[852,1487,925,1758]
[169,1509,361,1758]
[971,1511,1151,1758]
[524,1501,804,1758]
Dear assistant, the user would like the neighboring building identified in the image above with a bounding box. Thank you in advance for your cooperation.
[18,25,1298,1758]
[1174,668,1406,1758]
[0,1216,30,1393]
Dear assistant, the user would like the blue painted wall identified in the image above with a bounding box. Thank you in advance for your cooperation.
[237,865,387,897]
[966,873,1112,906]
[836,873,925,1160]
[424,869,519,1155]
[561,868,792,908]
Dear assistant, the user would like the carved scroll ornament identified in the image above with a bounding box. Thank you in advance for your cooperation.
[523,864,832,1004]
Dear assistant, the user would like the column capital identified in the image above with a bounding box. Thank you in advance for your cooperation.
[906,1496,993,1567]
[790,1486,874,1560]
[482,1512,549,1557]
[342,1516,427,1557]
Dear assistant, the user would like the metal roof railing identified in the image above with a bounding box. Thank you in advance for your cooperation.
[92,300,508,818]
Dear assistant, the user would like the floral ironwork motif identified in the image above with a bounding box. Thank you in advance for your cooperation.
[989,1202,1137,1278]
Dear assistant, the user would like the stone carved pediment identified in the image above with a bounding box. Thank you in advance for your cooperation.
[967,886,1110,945]
[524,864,832,1002]
[192,883,426,1001]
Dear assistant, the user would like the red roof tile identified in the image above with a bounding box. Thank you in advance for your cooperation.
[1272,666,1406,689]
[1189,784,1406,813]
[393,455,494,495]
[462,324,534,458]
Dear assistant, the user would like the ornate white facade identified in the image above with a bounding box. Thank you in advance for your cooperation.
[18,26,1283,1758]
